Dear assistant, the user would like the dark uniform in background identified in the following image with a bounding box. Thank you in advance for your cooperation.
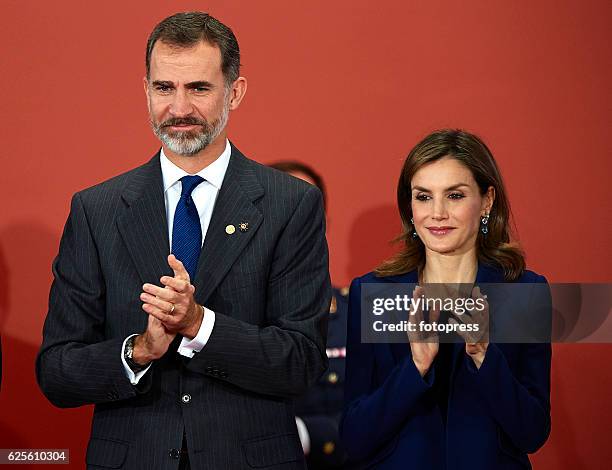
[268,161,348,469]
[295,287,348,469]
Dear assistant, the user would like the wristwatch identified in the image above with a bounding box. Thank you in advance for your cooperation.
[124,335,151,373]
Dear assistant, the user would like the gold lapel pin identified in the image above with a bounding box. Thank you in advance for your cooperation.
[225,224,236,235]
[239,222,249,232]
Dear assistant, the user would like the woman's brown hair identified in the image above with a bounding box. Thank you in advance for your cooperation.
[375,129,525,281]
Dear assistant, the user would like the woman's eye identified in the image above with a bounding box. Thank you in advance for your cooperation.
[415,194,430,201]
[448,193,464,199]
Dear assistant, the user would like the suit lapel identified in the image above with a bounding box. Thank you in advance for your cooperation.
[116,145,264,302]
[117,153,174,284]
[192,144,264,304]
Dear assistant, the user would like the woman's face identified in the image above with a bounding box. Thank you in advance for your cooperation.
[410,156,494,256]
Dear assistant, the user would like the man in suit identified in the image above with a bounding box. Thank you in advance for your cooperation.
[36,12,330,470]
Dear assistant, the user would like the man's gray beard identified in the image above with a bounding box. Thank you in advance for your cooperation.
[151,99,230,156]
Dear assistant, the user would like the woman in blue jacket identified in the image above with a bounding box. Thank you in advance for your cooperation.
[340,129,551,469]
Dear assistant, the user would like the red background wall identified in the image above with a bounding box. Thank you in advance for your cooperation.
[0,0,610,468]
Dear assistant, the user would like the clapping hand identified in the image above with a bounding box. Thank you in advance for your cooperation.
[133,255,204,364]
[407,285,441,377]
[448,286,489,369]
[140,254,204,338]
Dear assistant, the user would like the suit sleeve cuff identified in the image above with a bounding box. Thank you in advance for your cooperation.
[177,308,216,358]
[121,334,153,385]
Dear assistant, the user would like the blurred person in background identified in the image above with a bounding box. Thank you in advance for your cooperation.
[270,161,348,469]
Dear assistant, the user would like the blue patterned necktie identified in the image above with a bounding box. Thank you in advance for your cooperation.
[171,175,205,280]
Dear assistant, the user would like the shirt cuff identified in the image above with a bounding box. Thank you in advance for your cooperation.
[121,334,153,385]
[177,307,216,358]
[295,416,311,455]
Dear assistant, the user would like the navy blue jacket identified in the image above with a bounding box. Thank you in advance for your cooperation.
[340,263,551,469]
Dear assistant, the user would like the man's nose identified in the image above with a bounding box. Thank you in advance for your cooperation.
[169,89,194,117]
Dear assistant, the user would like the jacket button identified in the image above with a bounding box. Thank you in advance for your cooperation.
[327,372,338,384]
[181,393,192,404]
[323,441,336,454]
[169,449,180,459]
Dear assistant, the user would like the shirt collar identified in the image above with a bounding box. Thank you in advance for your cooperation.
[159,139,231,192]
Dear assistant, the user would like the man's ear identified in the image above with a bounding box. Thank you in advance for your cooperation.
[143,76,149,96]
[228,77,247,111]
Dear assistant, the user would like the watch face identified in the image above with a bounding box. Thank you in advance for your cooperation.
[126,338,134,359]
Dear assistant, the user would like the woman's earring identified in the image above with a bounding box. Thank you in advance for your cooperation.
[480,213,490,235]
[410,218,418,239]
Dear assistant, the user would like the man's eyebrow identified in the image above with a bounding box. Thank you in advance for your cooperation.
[151,80,174,87]
[150,80,215,89]
[412,183,470,192]
[185,81,215,89]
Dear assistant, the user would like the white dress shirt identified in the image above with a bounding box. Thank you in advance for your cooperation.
[122,139,231,384]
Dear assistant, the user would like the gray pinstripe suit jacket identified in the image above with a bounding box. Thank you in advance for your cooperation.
[36,143,331,470]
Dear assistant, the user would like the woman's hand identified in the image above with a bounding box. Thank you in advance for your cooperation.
[465,342,488,368]
[407,285,440,377]
[448,286,489,369]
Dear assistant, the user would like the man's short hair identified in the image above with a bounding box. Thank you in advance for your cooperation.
[146,11,240,86]
[269,161,327,212]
